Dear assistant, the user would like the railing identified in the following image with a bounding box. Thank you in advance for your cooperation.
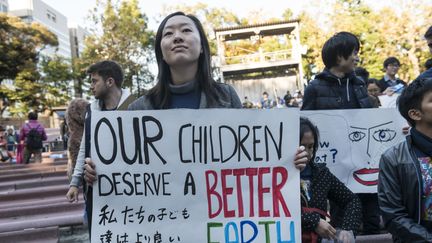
[224,50,292,65]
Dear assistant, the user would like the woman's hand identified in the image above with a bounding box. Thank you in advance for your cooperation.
[315,219,337,240]
[66,186,79,202]
[84,157,97,185]
[337,230,354,243]
[293,146,308,171]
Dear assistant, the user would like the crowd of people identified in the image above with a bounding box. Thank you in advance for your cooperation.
[0,111,48,164]
[1,10,431,243]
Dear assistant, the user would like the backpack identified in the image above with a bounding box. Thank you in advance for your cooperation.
[26,124,43,150]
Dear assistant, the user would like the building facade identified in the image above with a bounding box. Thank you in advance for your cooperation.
[0,0,8,13]
[214,20,304,103]
[9,0,71,59]
[68,24,88,59]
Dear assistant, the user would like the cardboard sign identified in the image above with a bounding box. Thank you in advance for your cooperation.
[91,109,300,243]
[302,108,407,193]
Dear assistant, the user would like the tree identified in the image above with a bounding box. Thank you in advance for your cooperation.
[296,12,327,80]
[81,0,154,95]
[0,13,58,116]
[161,3,243,55]
[39,55,73,110]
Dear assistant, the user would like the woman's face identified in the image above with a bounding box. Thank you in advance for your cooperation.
[160,15,202,67]
[300,131,315,163]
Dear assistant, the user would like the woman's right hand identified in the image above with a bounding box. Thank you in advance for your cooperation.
[66,186,79,202]
[293,146,308,171]
[84,157,97,185]
[315,219,337,240]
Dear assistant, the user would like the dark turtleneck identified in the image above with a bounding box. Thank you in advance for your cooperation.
[168,80,201,109]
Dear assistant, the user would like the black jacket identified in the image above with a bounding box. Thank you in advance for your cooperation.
[377,77,407,93]
[378,136,432,242]
[302,69,373,110]
[302,162,362,233]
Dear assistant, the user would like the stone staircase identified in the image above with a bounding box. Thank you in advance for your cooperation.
[0,152,88,243]
[0,152,394,243]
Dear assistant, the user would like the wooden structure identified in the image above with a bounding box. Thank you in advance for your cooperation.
[214,20,303,103]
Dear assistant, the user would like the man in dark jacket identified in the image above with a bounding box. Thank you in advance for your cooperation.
[417,26,432,80]
[302,32,376,235]
[377,57,406,93]
[302,32,372,110]
[378,78,432,242]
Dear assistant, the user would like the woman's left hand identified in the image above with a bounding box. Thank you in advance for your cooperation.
[293,146,308,171]
[337,230,354,243]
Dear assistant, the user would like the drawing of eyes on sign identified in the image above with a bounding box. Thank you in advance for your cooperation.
[90,109,300,243]
[302,108,407,193]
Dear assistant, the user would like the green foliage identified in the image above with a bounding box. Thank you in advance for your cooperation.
[39,55,73,110]
[161,3,243,55]
[0,13,61,117]
[82,0,154,94]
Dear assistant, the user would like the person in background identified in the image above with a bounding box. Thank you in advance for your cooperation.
[367,78,381,108]
[296,117,360,242]
[19,111,47,163]
[65,60,136,238]
[377,57,406,94]
[6,126,18,160]
[65,98,89,181]
[284,90,293,107]
[416,26,432,80]
[302,31,377,235]
[425,58,432,71]
[242,96,254,108]
[260,91,274,109]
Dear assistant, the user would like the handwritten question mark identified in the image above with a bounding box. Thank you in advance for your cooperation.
[330,149,338,163]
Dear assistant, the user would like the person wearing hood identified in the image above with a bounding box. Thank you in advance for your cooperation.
[302,32,372,110]
[302,32,376,236]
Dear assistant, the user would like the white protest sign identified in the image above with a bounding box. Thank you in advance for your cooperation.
[302,108,407,193]
[91,109,300,243]
[378,94,399,108]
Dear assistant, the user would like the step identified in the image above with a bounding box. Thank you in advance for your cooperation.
[0,176,69,192]
[0,210,83,233]
[0,184,69,202]
[0,200,84,218]
[0,226,59,243]
[0,193,83,210]
[0,164,67,176]
[0,170,67,183]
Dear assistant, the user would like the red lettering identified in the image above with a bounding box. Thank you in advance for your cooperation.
[221,169,235,217]
[205,170,222,218]
[258,167,271,217]
[272,166,290,217]
[246,168,258,217]
[233,169,245,217]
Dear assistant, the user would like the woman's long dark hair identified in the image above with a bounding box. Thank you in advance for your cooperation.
[300,117,320,163]
[148,11,220,109]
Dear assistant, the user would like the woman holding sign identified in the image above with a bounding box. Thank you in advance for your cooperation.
[297,117,360,243]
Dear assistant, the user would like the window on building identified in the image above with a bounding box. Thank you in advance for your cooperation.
[46,10,56,23]
[1,4,7,12]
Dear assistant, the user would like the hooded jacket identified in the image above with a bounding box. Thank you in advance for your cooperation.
[302,69,373,110]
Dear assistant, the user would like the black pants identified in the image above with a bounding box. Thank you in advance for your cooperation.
[357,193,381,234]
[85,185,93,240]
[330,193,380,234]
